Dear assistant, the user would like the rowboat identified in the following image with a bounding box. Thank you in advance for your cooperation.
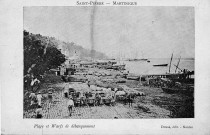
[153,64,168,67]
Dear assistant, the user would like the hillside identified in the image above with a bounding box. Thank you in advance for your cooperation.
[24,31,107,60]
[59,41,107,59]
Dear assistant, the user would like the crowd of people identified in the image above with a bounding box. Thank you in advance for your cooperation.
[27,81,139,118]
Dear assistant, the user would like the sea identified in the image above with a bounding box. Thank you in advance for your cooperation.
[122,58,194,76]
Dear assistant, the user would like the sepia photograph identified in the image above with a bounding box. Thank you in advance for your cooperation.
[23,6,195,119]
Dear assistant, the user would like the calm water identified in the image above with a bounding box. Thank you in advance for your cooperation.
[123,58,194,75]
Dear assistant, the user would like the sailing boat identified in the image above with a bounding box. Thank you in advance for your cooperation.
[138,51,148,61]
[153,53,173,67]
[127,51,138,61]
[111,47,126,70]
[174,56,181,73]
[168,53,173,73]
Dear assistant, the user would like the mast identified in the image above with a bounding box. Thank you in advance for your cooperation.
[175,56,181,73]
[168,53,173,73]
[118,46,121,64]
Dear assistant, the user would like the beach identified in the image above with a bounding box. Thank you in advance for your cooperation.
[24,63,194,119]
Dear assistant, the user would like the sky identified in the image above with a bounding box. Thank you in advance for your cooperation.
[24,6,194,58]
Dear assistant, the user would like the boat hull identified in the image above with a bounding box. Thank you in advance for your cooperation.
[112,65,126,70]
[162,87,193,96]
[153,64,168,67]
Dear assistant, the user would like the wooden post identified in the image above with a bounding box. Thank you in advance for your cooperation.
[139,75,141,86]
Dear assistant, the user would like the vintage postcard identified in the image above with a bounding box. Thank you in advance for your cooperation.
[1,0,210,134]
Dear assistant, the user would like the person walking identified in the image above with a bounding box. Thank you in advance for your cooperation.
[36,105,43,119]
[36,92,42,106]
[67,97,74,116]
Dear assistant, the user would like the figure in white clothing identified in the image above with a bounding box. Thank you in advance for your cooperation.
[29,92,36,106]
[36,92,42,106]
[67,97,74,116]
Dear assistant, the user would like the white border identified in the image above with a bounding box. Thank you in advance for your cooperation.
[1,0,210,134]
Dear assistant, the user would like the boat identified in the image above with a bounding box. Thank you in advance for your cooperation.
[106,64,125,70]
[138,58,148,61]
[153,64,168,66]
[162,87,193,96]
[127,51,148,62]
[152,53,173,67]
[126,74,140,80]
[126,76,140,80]
[112,64,126,70]
[128,58,148,61]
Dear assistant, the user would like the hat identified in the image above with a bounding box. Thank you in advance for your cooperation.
[38,92,41,94]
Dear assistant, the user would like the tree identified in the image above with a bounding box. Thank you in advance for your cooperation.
[24,30,66,78]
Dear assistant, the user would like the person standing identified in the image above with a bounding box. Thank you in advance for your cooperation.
[95,93,101,106]
[48,91,53,103]
[36,92,42,106]
[79,92,84,106]
[64,84,69,98]
[124,93,128,105]
[127,94,133,107]
[67,97,74,116]
[111,90,116,105]
[30,77,40,91]
[81,93,88,107]
[29,91,36,106]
